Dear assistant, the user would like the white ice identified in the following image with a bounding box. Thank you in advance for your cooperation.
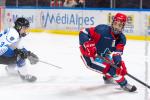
[0,33,149,100]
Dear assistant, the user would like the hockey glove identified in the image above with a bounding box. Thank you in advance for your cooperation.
[80,40,96,57]
[28,52,39,65]
[14,48,29,59]
[112,52,122,66]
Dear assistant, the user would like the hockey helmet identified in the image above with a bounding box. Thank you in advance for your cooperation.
[113,13,127,24]
[15,17,30,30]
[14,17,30,37]
[111,13,127,35]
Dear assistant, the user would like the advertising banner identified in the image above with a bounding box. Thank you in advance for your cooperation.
[4,8,150,36]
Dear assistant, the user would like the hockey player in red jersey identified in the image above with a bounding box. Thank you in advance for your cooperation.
[79,13,137,92]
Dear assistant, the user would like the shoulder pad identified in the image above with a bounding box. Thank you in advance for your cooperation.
[95,24,110,34]
[6,28,19,43]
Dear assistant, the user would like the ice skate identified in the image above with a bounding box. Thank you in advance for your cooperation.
[103,76,116,84]
[19,73,37,82]
[17,60,37,82]
[122,83,137,92]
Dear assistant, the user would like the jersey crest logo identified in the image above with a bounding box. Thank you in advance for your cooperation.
[10,37,14,41]
[101,48,111,57]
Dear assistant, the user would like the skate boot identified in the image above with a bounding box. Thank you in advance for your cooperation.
[17,63,37,82]
[19,73,37,82]
[122,83,137,92]
[103,76,116,84]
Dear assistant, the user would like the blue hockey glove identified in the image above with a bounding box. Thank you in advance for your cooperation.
[112,52,122,66]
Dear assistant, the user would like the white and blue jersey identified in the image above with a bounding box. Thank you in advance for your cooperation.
[0,28,20,57]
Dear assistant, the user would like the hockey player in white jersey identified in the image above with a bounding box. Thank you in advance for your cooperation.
[0,17,39,82]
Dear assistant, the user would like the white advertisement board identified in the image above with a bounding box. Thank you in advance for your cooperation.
[4,8,150,36]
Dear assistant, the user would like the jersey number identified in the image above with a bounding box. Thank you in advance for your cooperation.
[0,42,5,47]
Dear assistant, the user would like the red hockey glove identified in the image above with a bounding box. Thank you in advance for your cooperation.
[116,61,127,76]
[80,40,96,57]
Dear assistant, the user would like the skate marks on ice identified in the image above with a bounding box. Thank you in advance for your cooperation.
[56,83,138,100]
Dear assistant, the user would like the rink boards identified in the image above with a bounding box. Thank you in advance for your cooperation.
[3,7,150,40]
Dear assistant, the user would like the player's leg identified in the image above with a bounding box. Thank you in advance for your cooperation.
[81,55,106,73]
[0,55,17,64]
[81,55,117,84]
[0,51,37,82]
[81,55,137,92]
[94,56,117,84]
[0,55,18,75]
[102,74,116,84]
[5,64,18,75]
[103,55,137,92]
[107,65,137,92]
[16,55,37,82]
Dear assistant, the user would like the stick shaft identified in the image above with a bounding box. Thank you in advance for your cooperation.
[39,60,62,69]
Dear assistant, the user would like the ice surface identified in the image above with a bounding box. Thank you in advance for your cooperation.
[0,33,149,100]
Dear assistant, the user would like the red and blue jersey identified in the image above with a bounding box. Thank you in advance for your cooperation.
[79,23,128,88]
[79,24,126,57]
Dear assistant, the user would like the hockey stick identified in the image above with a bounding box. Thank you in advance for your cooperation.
[38,60,62,69]
[97,55,150,89]
[28,55,62,69]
